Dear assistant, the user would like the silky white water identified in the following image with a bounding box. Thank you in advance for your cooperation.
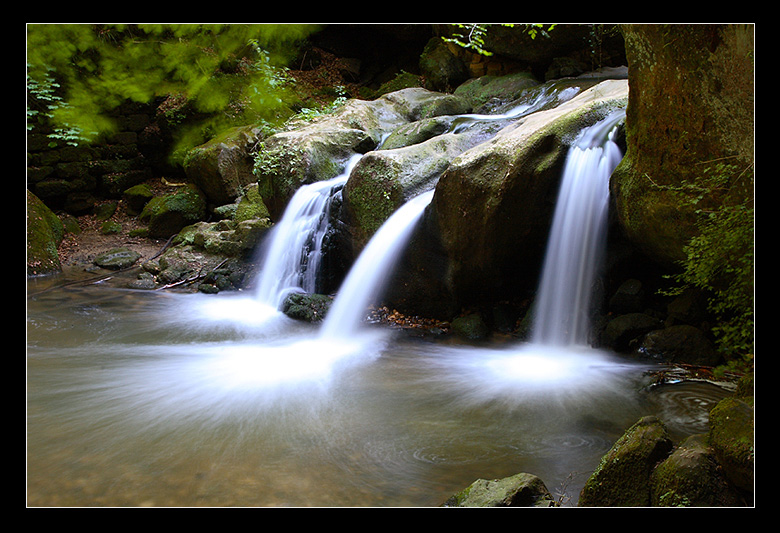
[254,153,362,310]
[320,190,435,339]
[532,110,626,347]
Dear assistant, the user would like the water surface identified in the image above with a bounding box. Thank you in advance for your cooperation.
[27,276,729,507]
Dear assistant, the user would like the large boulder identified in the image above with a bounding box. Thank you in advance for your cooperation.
[183,125,266,206]
[611,24,754,266]
[430,79,629,310]
[578,416,674,506]
[649,434,744,506]
[27,190,64,276]
[708,397,754,493]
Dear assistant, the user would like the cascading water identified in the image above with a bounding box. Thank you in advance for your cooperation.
[320,190,435,340]
[254,153,362,310]
[531,110,626,347]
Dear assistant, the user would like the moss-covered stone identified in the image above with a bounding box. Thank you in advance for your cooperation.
[578,416,674,507]
[611,24,754,266]
[442,472,557,507]
[93,247,141,270]
[650,434,744,506]
[139,184,207,238]
[27,190,63,276]
[708,396,754,492]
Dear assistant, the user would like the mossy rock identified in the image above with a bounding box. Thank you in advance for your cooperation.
[27,190,63,276]
[650,434,744,506]
[281,293,333,323]
[442,472,557,507]
[93,247,141,270]
[139,184,207,238]
[708,397,754,492]
[578,416,674,507]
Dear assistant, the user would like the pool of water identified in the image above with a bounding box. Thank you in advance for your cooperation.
[26,274,730,507]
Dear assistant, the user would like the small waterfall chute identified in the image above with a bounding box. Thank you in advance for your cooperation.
[254,154,362,309]
[531,110,626,347]
[320,189,435,340]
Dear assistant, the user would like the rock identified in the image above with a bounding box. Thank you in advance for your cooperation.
[442,472,557,507]
[639,325,721,366]
[27,190,64,276]
[453,71,540,110]
[601,313,662,353]
[254,87,473,220]
[282,293,333,322]
[343,130,478,251]
[608,278,645,314]
[650,434,744,506]
[432,79,629,309]
[708,397,754,493]
[123,183,154,215]
[451,312,489,341]
[418,37,470,92]
[139,184,207,238]
[611,25,754,266]
[578,416,674,507]
[666,288,709,326]
[93,247,141,270]
[183,125,266,206]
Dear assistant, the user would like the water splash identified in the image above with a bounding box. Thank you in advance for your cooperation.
[531,110,625,347]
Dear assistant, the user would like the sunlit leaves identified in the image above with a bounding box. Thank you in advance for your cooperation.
[26,24,319,154]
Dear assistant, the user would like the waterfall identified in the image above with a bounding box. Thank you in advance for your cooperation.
[254,154,362,309]
[531,110,625,347]
[320,190,435,339]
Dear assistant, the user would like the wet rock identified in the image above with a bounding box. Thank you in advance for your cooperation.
[451,312,489,341]
[601,312,662,352]
[579,416,674,507]
[709,397,754,493]
[650,434,744,506]
[442,472,557,507]
[639,325,721,366]
[282,293,333,323]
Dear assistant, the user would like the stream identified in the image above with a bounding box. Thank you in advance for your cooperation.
[26,274,730,507]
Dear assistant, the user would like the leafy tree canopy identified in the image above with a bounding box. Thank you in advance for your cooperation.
[27,23,319,156]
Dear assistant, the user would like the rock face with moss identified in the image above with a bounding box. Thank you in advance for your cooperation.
[183,125,267,206]
[610,24,754,266]
[27,190,64,276]
[138,184,207,238]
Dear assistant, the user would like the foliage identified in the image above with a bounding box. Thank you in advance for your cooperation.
[442,24,557,56]
[657,161,754,365]
[26,24,319,158]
